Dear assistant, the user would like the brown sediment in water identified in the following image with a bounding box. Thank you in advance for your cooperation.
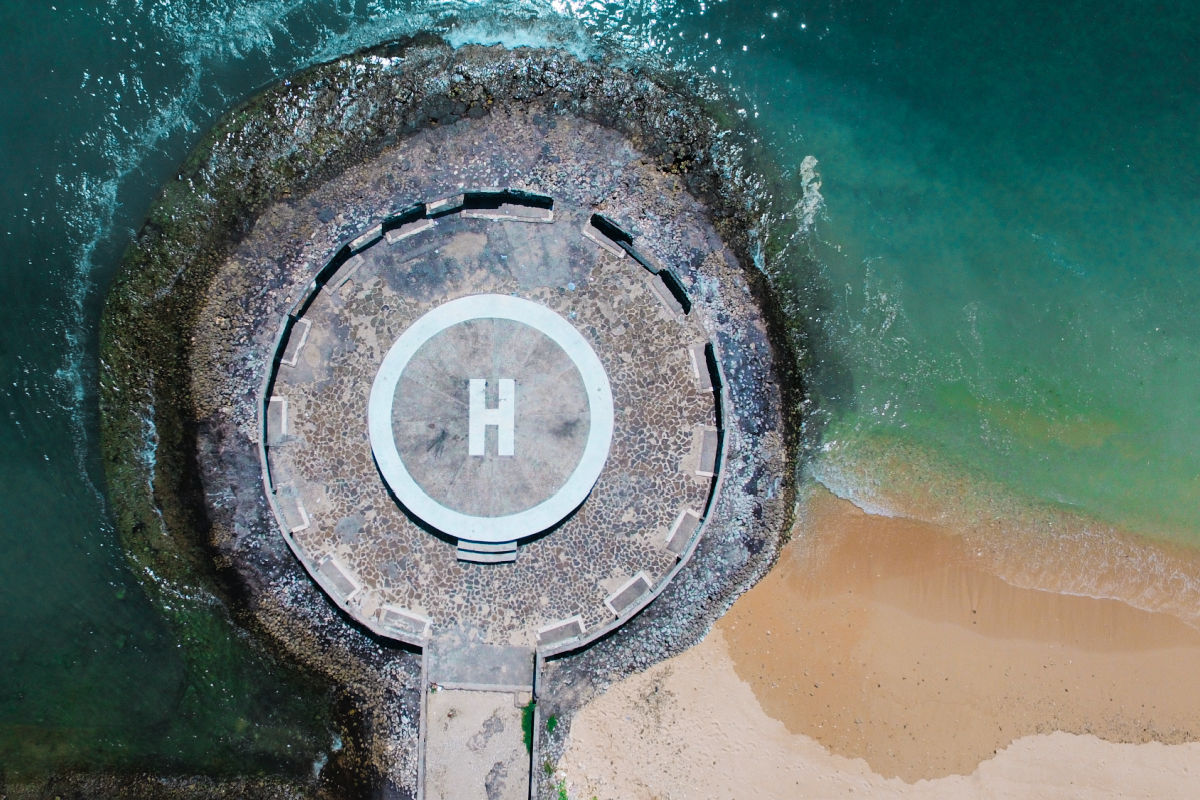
[719,484,1200,780]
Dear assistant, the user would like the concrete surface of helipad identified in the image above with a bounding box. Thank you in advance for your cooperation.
[263,195,722,650]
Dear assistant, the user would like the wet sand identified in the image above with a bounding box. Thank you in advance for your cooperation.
[562,485,1200,796]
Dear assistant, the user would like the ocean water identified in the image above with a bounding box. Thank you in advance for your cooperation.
[1,0,1196,779]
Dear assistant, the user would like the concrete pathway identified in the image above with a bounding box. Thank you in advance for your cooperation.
[422,630,535,799]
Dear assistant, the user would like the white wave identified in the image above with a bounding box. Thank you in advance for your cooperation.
[807,456,903,519]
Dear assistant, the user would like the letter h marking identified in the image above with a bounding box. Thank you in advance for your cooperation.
[468,378,515,456]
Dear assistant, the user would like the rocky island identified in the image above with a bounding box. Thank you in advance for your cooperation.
[100,37,802,798]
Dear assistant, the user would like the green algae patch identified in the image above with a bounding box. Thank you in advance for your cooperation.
[522,700,537,755]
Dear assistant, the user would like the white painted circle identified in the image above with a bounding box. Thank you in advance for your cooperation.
[368,294,614,543]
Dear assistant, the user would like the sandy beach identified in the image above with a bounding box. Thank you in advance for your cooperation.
[562,485,1200,797]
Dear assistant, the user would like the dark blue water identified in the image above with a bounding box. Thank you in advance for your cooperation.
[1,0,1196,777]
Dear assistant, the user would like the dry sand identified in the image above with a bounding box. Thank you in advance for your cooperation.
[562,486,1200,798]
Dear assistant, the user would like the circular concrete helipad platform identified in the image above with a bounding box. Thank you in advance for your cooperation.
[368,294,614,543]
[261,192,724,649]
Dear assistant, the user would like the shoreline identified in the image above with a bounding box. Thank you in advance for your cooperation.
[562,481,1200,796]
[812,434,1200,629]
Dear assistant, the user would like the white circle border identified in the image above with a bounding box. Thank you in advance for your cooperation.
[368,294,615,543]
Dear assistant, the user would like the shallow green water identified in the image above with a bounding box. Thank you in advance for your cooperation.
[0,0,1196,778]
[732,1,1200,539]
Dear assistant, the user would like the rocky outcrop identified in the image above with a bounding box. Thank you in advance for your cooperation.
[100,37,806,798]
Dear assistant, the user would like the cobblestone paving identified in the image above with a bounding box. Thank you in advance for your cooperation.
[266,203,717,648]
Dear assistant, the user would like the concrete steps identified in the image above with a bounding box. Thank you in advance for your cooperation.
[456,539,517,563]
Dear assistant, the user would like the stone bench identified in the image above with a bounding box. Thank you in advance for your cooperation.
[463,202,554,223]
[665,508,702,557]
[688,342,714,392]
[582,212,632,257]
[349,223,382,252]
[266,396,288,445]
[317,554,361,601]
[694,426,720,478]
[279,317,311,367]
[622,242,663,275]
[647,269,692,316]
[536,615,585,648]
[461,189,554,223]
[274,487,310,533]
[377,603,432,642]
[456,539,517,564]
[384,217,435,244]
[604,571,652,618]
[330,253,365,292]
[503,188,554,210]
[657,268,692,314]
[426,194,465,217]
[648,272,683,314]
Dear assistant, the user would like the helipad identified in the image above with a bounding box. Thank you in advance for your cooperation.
[368,294,614,544]
[260,191,724,650]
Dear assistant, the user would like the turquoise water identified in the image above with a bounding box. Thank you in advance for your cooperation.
[732,2,1200,539]
[1,0,1196,777]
